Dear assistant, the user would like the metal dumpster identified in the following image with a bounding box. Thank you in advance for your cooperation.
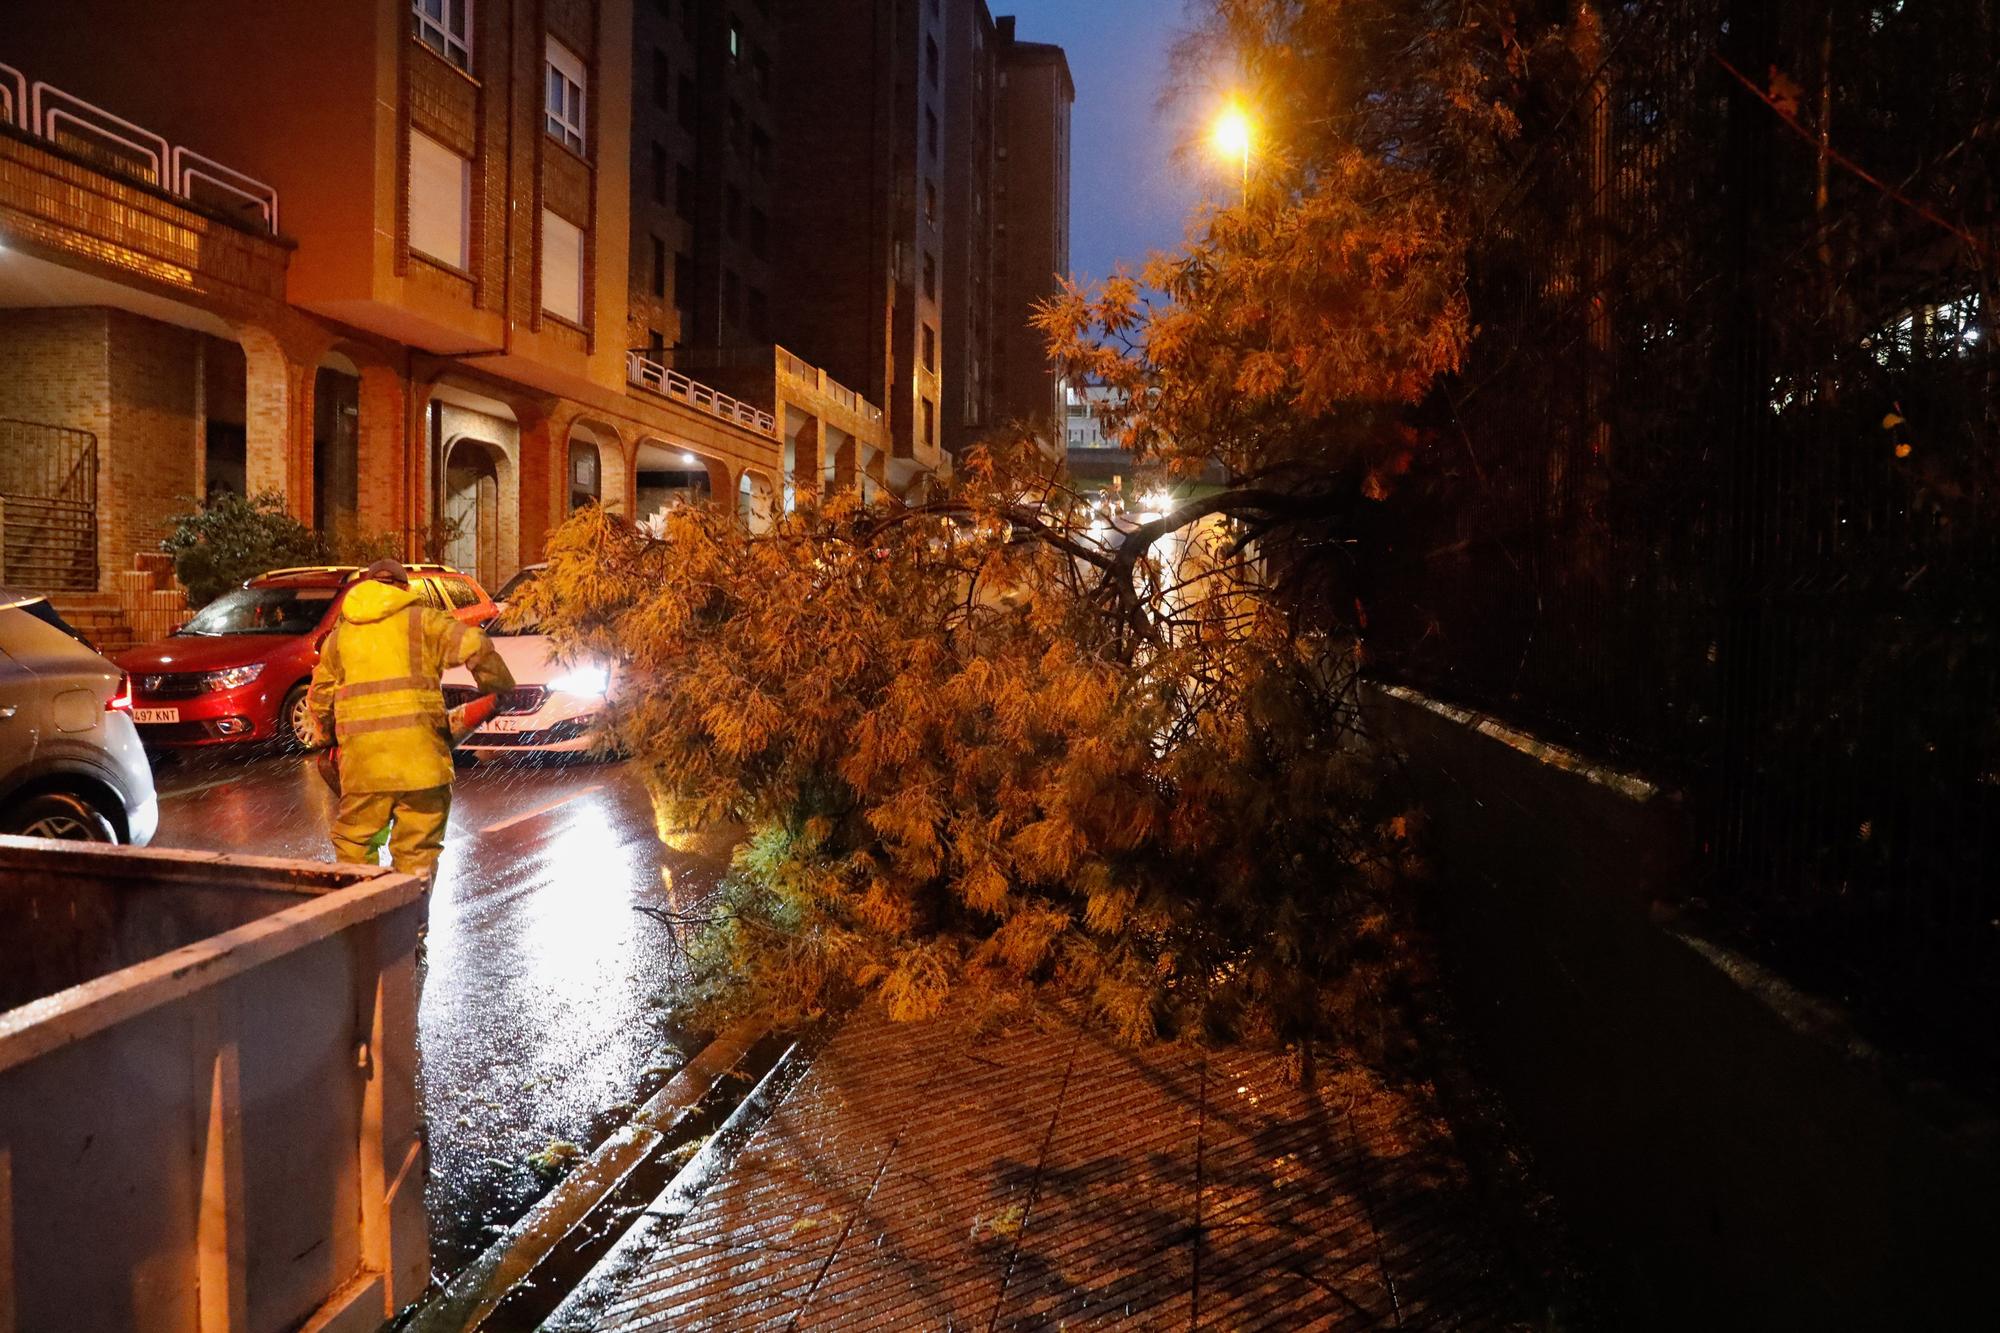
[0,837,429,1333]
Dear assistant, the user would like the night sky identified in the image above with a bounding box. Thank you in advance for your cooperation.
[999,0,1217,290]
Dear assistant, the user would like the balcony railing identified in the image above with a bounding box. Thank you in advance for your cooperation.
[626,351,777,435]
[0,60,278,232]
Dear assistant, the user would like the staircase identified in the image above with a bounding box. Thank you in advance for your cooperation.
[50,554,188,657]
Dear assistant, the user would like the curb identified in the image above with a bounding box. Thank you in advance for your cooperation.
[541,1029,821,1331]
[402,1018,766,1332]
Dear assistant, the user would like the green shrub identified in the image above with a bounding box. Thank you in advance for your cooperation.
[162,491,329,607]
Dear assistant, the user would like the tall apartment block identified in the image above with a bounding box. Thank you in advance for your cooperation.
[0,0,880,649]
[766,0,1072,488]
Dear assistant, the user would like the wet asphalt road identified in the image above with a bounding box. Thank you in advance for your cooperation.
[147,747,727,1277]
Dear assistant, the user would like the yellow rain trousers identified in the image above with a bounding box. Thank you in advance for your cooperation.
[307,579,513,878]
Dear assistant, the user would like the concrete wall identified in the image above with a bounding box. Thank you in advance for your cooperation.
[1367,683,2000,1329]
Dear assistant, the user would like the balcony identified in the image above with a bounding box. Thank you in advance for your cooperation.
[625,352,777,436]
[0,60,278,232]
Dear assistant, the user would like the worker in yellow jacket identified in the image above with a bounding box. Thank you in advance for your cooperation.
[307,558,514,883]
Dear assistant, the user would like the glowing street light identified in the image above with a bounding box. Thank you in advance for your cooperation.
[1213,101,1254,204]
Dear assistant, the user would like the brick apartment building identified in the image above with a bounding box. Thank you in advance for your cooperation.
[0,0,1064,637]
[757,0,1072,483]
[0,0,894,642]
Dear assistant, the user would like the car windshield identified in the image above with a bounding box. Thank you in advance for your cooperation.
[176,586,337,637]
[490,569,542,636]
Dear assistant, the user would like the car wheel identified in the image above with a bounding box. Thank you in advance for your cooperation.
[278,683,313,751]
[3,792,120,843]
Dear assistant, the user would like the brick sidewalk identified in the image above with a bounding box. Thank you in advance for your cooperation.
[577,1006,1526,1330]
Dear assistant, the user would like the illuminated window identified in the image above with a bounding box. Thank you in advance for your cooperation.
[408,131,470,269]
[412,0,471,71]
[545,38,587,154]
[541,210,584,323]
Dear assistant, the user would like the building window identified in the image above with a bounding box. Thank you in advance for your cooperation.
[726,186,743,238]
[651,234,667,297]
[408,131,470,270]
[924,178,938,227]
[749,286,769,340]
[570,441,601,510]
[647,327,665,357]
[651,143,669,204]
[926,36,940,87]
[545,38,587,154]
[923,396,936,447]
[753,48,772,96]
[728,19,742,61]
[923,252,936,300]
[542,210,585,323]
[678,74,698,130]
[675,252,694,311]
[750,125,771,175]
[922,323,936,372]
[675,164,694,219]
[749,206,769,257]
[729,101,747,154]
[724,268,743,325]
[653,49,672,108]
[412,0,472,71]
[926,108,939,159]
[681,0,697,38]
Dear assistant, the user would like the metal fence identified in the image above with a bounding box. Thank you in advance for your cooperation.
[1371,0,2000,1066]
[0,418,98,592]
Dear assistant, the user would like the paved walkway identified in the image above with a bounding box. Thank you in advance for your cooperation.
[572,1006,1526,1330]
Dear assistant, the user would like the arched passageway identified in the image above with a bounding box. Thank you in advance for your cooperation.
[443,437,505,589]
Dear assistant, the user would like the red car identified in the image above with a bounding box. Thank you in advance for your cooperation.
[117,564,497,748]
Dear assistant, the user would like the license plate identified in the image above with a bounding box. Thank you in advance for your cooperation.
[134,708,180,724]
[487,715,540,733]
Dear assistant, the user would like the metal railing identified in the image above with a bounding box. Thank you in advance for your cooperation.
[0,59,278,231]
[0,419,99,592]
[625,351,777,435]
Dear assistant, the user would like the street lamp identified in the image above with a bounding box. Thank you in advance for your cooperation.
[1213,101,1254,205]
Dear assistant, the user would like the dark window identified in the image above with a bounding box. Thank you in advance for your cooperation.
[748,286,769,340]
[674,252,694,311]
[647,327,665,356]
[678,74,697,130]
[923,396,935,446]
[926,36,939,87]
[724,268,743,325]
[750,125,771,174]
[675,164,694,219]
[653,49,671,109]
[749,207,769,257]
[753,48,771,96]
[923,252,936,300]
[681,0,697,38]
[650,143,669,204]
[655,0,671,14]
[729,101,746,153]
[650,235,667,296]
[924,178,937,226]
[923,323,936,372]
[926,108,939,158]
[726,185,743,238]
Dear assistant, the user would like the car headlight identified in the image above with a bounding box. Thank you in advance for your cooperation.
[198,663,265,692]
[548,665,610,698]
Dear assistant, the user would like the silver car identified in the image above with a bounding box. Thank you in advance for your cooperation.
[0,587,158,844]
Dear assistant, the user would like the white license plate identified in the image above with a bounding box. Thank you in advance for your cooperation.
[134,708,180,724]
[486,715,541,733]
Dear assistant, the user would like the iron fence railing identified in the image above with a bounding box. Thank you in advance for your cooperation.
[0,418,99,592]
[1369,0,2000,1072]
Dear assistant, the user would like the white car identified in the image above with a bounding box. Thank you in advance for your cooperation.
[441,565,614,756]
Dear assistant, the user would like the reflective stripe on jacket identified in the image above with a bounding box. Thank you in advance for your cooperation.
[306,579,514,794]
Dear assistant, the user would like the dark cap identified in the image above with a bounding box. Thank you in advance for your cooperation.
[362,557,411,587]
